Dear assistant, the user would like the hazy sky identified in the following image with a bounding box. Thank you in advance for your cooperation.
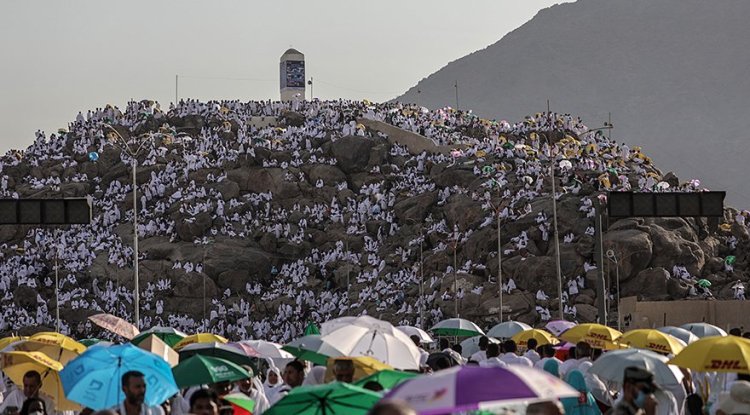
[0,0,569,152]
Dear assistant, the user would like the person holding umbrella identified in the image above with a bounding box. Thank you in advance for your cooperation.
[0,371,54,415]
[610,367,658,415]
[116,371,164,415]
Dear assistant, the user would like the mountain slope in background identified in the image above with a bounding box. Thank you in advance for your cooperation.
[396,0,750,206]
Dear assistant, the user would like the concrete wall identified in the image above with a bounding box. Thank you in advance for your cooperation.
[620,296,750,331]
[357,117,465,156]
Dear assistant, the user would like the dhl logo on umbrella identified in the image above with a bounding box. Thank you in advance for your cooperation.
[646,343,671,353]
[706,360,747,371]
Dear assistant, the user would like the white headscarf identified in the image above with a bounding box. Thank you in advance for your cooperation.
[263,367,284,401]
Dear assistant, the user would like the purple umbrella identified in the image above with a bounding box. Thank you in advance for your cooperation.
[385,365,578,414]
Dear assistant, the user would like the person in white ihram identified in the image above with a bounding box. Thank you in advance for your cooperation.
[732,281,745,300]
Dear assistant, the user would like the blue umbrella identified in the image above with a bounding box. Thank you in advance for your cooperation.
[60,343,178,410]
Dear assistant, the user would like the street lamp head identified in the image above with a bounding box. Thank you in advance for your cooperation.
[606,249,618,262]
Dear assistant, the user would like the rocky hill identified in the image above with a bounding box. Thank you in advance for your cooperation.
[395,0,750,207]
[0,99,746,341]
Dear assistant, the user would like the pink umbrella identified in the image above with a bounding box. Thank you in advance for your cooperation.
[545,320,577,337]
[228,342,262,357]
[88,313,140,340]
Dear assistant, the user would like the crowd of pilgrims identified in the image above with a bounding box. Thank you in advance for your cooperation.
[0,98,744,341]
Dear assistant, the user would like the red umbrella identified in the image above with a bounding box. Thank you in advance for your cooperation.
[88,313,140,340]
[228,342,262,358]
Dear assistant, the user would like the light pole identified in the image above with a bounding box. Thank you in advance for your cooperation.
[487,197,505,322]
[102,124,153,329]
[535,121,613,321]
[197,238,215,331]
[406,218,426,328]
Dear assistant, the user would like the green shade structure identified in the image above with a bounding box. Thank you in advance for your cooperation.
[265,382,381,415]
[304,322,321,336]
[172,355,250,388]
[131,327,187,348]
[281,335,344,366]
[353,369,418,391]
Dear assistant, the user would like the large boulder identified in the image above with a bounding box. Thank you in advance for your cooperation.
[303,165,347,186]
[603,229,653,281]
[393,191,437,223]
[331,136,376,174]
[647,221,705,275]
[174,212,213,242]
[620,267,671,300]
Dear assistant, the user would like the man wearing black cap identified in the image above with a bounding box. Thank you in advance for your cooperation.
[609,367,658,415]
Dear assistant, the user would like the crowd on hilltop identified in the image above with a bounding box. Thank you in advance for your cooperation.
[0,98,746,341]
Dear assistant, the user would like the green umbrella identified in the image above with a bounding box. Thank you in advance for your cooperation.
[131,327,187,348]
[172,355,250,388]
[281,335,344,366]
[265,382,381,415]
[79,338,103,347]
[304,322,321,336]
[353,369,418,390]
[697,279,712,288]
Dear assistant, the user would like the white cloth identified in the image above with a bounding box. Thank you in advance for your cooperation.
[115,401,165,415]
[478,357,507,368]
[470,350,487,362]
[0,390,55,415]
[524,350,541,364]
[499,353,533,367]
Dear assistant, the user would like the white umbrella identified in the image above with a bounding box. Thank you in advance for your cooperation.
[239,340,294,369]
[486,321,532,339]
[680,323,727,338]
[320,315,389,335]
[657,326,700,345]
[431,318,485,337]
[396,326,434,344]
[322,318,421,370]
[589,348,683,387]
[460,335,501,358]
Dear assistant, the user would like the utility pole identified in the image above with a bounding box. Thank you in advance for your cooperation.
[594,199,607,325]
[547,99,564,319]
[308,77,314,101]
[175,75,179,104]
[54,229,60,332]
[497,210,503,322]
[419,234,424,329]
[453,233,459,318]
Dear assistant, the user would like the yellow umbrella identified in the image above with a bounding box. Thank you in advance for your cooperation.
[560,324,624,350]
[173,333,228,351]
[0,336,27,351]
[14,332,86,365]
[1,351,81,411]
[512,329,559,349]
[668,336,750,374]
[617,329,685,355]
[323,356,393,383]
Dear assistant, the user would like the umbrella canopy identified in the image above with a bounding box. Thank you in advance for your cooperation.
[179,342,256,367]
[282,335,345,366]
[511,329,559,349]
[396,326,435,344]
[559,324,623,350]
[431,318,485,337]
[657,326,700,345]
[14,332,86,365]
[136,335,178,367]
[88,313,140,340]
[589,348,683,387]
[323,356,393,383]
[304,322,321,336]
[322,319,421,370]
[486,321,532,339]
[0,351,80,411]
[131,327,187,348]
[545,320,577,337]
[172,355,250,388]
[669,336,750,374]
[353,369,418,391]
[239,340,293,359]
[385,365,578,414]
[680,323,727,338]
[0,336,27,351]
[265,382,381,415]
[223,393,256,415]
[228,342,262,358]
[460,336,501,359]
[79,338,104,347]
[617,329,685,355]
[173,333,228,350]
[60,343,178,410]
